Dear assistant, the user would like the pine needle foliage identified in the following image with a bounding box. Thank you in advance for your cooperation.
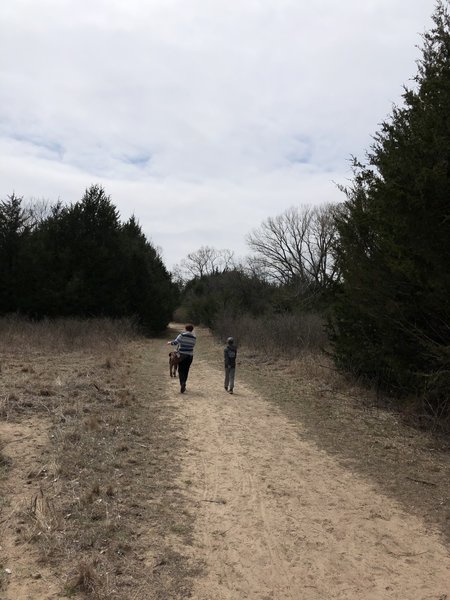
[331,2,450,409]
[0,185,176,333]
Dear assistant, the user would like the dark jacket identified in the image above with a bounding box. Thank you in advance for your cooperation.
[224,345,237,368]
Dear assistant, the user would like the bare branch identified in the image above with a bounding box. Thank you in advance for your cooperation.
[246,204,340,289]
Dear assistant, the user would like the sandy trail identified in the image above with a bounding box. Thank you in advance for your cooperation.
[170,356,450,600]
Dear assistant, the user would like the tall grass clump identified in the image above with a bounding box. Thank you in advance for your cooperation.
[213,312,327,356]
[0,315,139,354]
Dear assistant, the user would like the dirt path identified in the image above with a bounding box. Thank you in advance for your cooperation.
[168,348,450,598]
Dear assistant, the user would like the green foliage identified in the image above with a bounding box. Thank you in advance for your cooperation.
[331,2,450,407]
[181,269,276,327]
[0,185,176,333]
[0,193,32,312]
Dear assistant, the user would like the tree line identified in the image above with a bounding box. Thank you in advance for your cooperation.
[0,184,177,332]
[331,2,450,410]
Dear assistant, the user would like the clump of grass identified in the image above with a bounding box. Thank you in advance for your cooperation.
[85,416,101,431]
[82,483,102,506]
[0,450,12,472]
[65,561,100,597]
[0,396,9,419]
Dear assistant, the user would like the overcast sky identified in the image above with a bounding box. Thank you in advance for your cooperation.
[0,0,436,269]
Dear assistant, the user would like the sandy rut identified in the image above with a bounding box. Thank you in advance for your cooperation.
[169,353,450,600]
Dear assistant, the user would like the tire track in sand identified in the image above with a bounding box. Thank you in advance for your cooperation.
[168,355,450,600]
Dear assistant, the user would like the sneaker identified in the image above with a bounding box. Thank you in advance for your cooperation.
[180,383,186,393]
[229,389,233,394]
[224,386,228,391]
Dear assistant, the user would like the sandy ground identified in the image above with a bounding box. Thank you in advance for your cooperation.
[170,355,450,600]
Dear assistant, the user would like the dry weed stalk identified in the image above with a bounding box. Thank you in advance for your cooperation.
[0,448,12,470]
[29,487,62,534]
[0,395,9,419]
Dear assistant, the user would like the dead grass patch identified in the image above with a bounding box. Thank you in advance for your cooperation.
[0,315,138,355]
[0,317,199,599]
[65,561,101,597]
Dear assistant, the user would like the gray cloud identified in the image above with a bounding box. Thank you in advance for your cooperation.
[0,0,435,267]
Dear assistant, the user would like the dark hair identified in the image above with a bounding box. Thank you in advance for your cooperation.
[185,324,194,332]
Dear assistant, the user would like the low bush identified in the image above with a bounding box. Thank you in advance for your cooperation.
[213,311,327,356]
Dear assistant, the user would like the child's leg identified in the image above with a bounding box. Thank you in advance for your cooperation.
[224,367,230,390]
[228,367,235,391]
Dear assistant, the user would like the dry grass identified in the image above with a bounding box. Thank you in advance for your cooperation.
[0,317,200,599]
[0,315,138,354]
[65,561,100,597]
[0,448,11,471]
[213,312,328,355]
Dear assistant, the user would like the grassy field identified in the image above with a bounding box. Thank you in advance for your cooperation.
[0,318,199,599]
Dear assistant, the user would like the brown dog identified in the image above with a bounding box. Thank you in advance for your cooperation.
[169,351,179,378]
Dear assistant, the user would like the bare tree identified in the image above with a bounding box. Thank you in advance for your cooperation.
[176,245,236,281]
[246,204,340,290]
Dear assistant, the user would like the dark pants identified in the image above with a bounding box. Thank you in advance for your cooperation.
[178,354,193,386]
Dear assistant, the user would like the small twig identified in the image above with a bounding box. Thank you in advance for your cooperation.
[201,499,226,505]
[36,400,52,414]
[0,434,34,448]
[406,476,437,487]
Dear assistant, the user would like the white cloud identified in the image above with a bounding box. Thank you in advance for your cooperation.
[0,0,435,268]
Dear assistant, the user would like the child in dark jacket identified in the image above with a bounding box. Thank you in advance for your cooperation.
[224,337,237,394]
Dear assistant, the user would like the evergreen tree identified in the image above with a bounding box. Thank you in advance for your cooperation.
[119,215,177,332]
[0,194,32,312]
[331,2,450,406]
[0,185,177,333]
[62,184,123,315]
[181,269,275,327]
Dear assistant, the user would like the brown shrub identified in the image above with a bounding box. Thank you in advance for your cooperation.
[0,315,138,354]
[214,312,327,356]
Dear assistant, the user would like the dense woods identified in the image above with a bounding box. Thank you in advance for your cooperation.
[0,185,177,332]
[330,2,450,413]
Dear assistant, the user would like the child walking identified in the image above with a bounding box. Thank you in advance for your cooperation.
[224,337,237,394]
